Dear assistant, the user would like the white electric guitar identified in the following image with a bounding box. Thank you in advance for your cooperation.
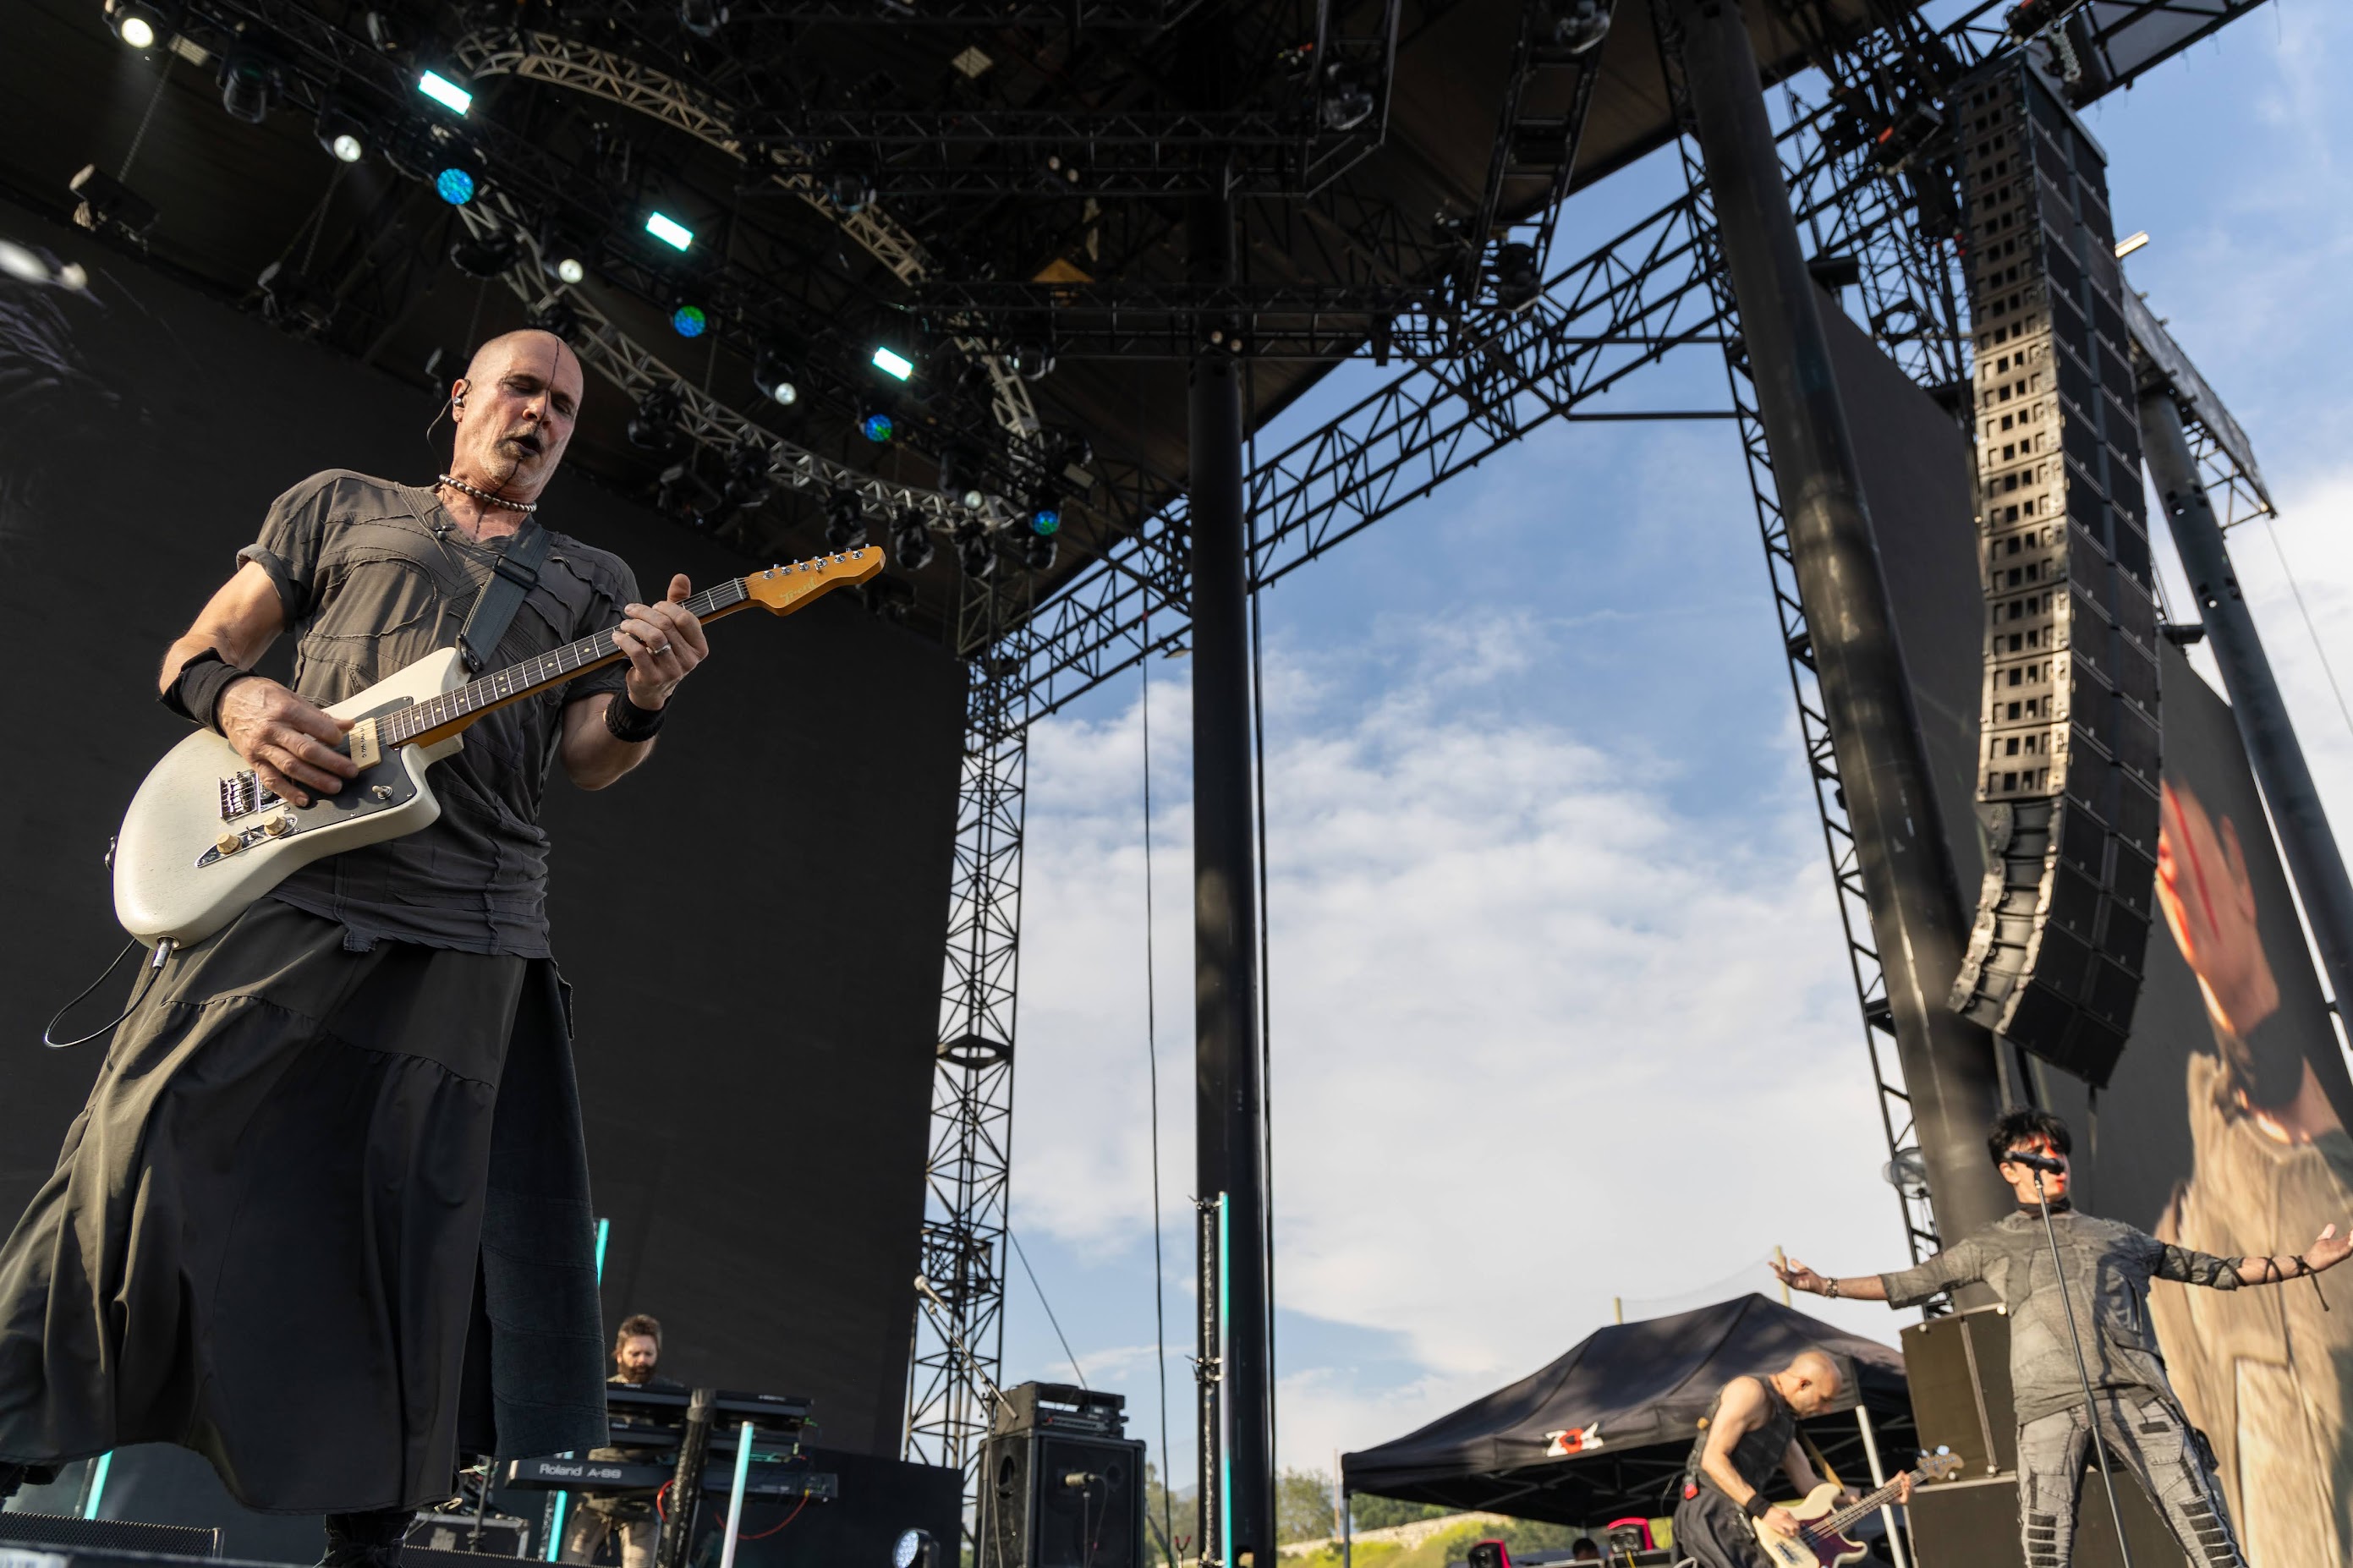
[1747,1451,1962,1567]
[113,548,882,946]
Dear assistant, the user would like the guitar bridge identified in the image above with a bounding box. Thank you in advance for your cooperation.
[217,770,281,821]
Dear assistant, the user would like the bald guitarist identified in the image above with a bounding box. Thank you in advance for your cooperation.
[0,332,705,1568]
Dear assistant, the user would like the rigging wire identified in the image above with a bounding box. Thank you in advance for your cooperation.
[1007,1229,1086,1391]
[1142,613,1180,1566]
[2256,513,2353,743]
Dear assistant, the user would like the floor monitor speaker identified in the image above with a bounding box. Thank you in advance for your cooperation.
[0,1511,223,1558]
[976,1429,1146,1568]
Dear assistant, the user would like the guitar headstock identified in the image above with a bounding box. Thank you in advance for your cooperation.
[1916,1451,1965,1485]
[743,547,886,613]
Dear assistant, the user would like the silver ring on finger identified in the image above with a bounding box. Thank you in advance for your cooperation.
[650,643,672,656]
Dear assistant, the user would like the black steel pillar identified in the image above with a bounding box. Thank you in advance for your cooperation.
[2143,391,2353,1026]
[1186,7,1270,1554]
[1671,0,2010,1243]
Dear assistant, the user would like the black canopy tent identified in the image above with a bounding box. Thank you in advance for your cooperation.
[1341,1296,1916,1528]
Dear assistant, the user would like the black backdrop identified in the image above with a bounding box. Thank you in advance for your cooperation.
[0,200,964,1462]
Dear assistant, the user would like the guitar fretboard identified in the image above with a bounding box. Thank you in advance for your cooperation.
[376,575,752,747]
[1807,1472,1916,1539]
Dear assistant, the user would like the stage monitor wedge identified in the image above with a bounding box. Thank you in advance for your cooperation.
[1946,57,2161,1088]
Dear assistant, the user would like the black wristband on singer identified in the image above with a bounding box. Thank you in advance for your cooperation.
[605,689,667,743]
[161,648,255,735]
[1744,1494,1774,1520]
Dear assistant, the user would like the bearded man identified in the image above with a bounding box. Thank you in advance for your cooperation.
[0,331,708,1567]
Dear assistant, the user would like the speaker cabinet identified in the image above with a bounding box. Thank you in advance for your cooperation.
[0,1511,223,1558]
[977,1430,1146,1568]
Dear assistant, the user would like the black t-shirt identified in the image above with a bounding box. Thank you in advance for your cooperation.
[237,470,637,957]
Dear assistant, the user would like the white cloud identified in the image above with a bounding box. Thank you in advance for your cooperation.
[1010,613,1917,1474]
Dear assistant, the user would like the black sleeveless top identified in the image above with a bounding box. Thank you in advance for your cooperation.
[1683,1375,1796,1498]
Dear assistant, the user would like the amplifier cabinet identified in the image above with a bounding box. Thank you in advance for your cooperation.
[977,1429,1147,1568]
[1909,1470,2178,1568]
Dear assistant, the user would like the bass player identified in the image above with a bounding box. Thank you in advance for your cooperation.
[1672,1351,1901,1568]
[0,331,706,1568]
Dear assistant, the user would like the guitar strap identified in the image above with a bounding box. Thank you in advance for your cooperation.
[455,523,552,674]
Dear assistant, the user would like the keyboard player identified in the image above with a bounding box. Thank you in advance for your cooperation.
[562,1315,683,1568]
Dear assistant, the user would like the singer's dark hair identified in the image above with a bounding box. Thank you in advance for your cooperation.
[1988,1107,2071,1167]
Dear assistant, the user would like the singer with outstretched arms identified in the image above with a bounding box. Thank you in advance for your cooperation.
[1773,1108,2350,1568]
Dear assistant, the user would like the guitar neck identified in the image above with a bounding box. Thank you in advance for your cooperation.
[378,576,755,749]
[1816,1470,1919,1536]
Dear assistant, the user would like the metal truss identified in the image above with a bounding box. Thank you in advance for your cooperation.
[902,587,1033,1482]
[568,0,1195,25]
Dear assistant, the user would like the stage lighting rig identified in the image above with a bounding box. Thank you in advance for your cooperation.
[678,0,728,38]
[67,163,157,240]
[870,345,915,382]
[671,304,710,338]
[256,260,332,336]
[891,510,935,572]
[1541,0,1611,55]
[315,102,370,164]
[721,439,776,511]
[1489,242,1540,311]
[826,489,869,550]
[893,1527,935,1568]
[753,345,799,407]
[1025,495,1061,536]
[937,445,985,511]
[104,0,169,50]
[416,69,472,116]
[1006,342,1056,382]
[433,157,480,206]
[829,171,876,213]
[549,254,586,285]
[645,211,694,252]
[955,522,997,582]
[450,228,522,279]
[529,296,584,343]
[1020,531,1056,573]
[859,405,896,443]
[1320,63,1376,134]
[218,41,282,125]
[627,386,688,456]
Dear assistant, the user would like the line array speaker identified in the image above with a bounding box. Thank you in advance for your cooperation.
[1947,56,2161,1087]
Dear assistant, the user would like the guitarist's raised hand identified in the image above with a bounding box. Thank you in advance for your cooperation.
[219,677,358,807]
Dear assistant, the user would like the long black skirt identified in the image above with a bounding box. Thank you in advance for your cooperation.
[0,899,606,1513]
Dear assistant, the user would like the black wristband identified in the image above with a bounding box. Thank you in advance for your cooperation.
[1744,1494,1774,1520]
[161,648,255,734]
[605,689,667,743]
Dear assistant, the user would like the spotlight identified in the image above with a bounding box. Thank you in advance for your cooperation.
[1007,342,1056,381]
[893,1529,935,1568]
[860,408,895,443]
[2114,230,2150,260]
[67,163,158,239]
[1320,63,1376,132]
[450,229,522,278]
[723,440,775,510]
[937,444,985,510]
[678,0,728,36]
[555,255,586,285]
[106,1,167,49]
[870,345,915,382]
[1490,241,1541,310]
[645,211,694,251]
[530,297,585,343]
[319,116,368,163]
[416,69,472,116]
[957,524,998,582]
[826,489,869,551]
[829,170,876,212]
[1021,530,1056,573]
[219,42,282,125]
[891,510,935,572]
[671,304,708,338]
[628,385,688,456]
[1027,495,1061,536]
[753,345,799,407]
[1540,0,1610,54]
[434,163,479,206]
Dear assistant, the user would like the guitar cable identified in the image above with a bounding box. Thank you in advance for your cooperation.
[43,937,173,1050]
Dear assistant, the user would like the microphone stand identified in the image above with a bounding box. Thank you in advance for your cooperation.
[2030,1168,2135,1568]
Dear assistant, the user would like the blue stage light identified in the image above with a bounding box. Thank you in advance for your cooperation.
[435,167,476,206]
[672,304,707,337]
[1029,505,1061,535]
[861,411,895,442]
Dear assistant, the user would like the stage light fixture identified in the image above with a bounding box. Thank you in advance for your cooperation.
[870,345,914,381]
[825,489,869,551]
[434,165,477,205]
[678,0,728,36]
[957,525,998,582]
[219,43,282,124]
[326,129,365,162]
[892,1529,935,1568]
[416,69,471,115]
[107,1,167,49]
[1021,530,1056,573]
[1027,496,1061,536]
[68,163,158,239]
[627,386,688,456]
[1541,0,1610,53]
[723,440,775,510]
[530,297,584,343]
[644,211,694,252]
[450,229,522,278]
[753,346,799,407]
[257,260,332,336]
[829,171,875,212]
[1490,241,1541,310]
[1319,63,1375,132]
[891,511,935,572]
[671,304,708,338]
[936,444,985,510]
[2114,230,2150,260]
[555,255,586,285]
[860,409,896,442]
[1007,342,1056,381]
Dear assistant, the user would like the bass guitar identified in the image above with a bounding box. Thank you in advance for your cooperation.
[1747,1451,1961,1567]
[113,547,881,946]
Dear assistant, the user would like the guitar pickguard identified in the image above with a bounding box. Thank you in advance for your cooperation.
[195,696,425,867]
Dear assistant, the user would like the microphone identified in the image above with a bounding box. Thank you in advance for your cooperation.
[2005,1149,2065,1174]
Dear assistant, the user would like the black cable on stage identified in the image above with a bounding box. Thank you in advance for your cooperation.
[44,938,171,1050]
[1141,611,1180,1568]
[1009,1228,1087,1390]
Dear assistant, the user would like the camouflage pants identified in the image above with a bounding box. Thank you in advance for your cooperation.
[2016,1391,2242,1568]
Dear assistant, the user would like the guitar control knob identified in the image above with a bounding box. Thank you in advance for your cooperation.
[263,813,295,837]
[215,831,244,857]
[370,785,394,802]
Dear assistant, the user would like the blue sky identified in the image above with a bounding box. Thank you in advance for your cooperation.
[989,0,2353,1499]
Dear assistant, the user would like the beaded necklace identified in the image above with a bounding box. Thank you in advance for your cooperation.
[436,473,539,514]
